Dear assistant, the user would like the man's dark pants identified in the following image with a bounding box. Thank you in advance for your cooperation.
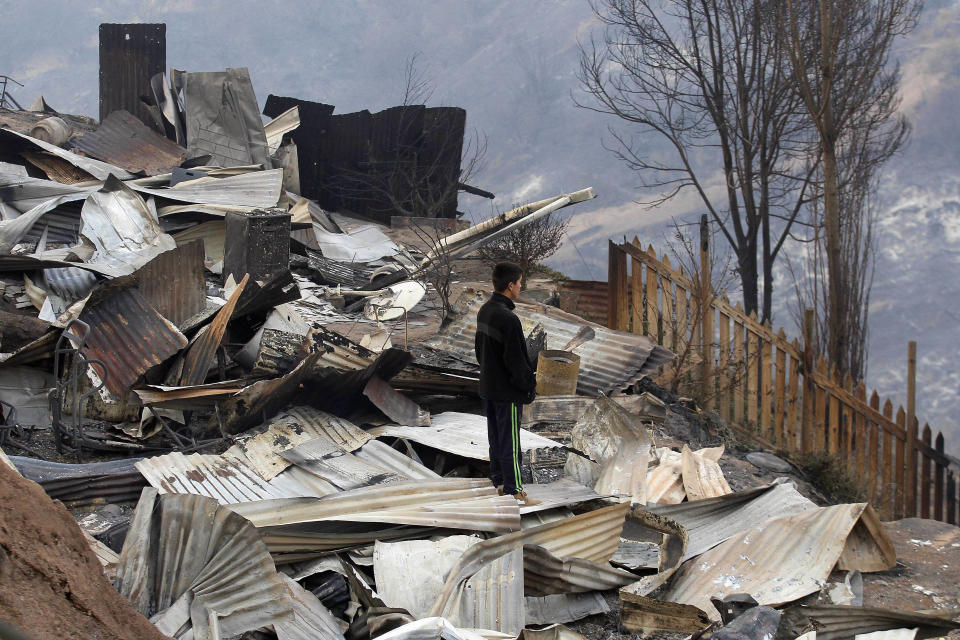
[484,399,524,495]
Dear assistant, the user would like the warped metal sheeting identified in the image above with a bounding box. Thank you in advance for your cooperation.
[117,489,293,640]
[515,479,604,515]
[275,573,347,640]
[224,405,373,481]
[135,240,206,327]
[228,478,522,533]
[522,393,666,426]
[178,273,247,386]
[367,411,562,462]
[281,440,406,491]
[525,594,609,626]
[680,444,731,501]
[135,452,296,504]
[786,605,960,640]
[425,291,675,396]
[374,536,525,635]
[646,481,816,560]
[78,286,188,396]
[429,503,630,618]
[0,127,136,180]
[664,503,897,619]
[523,544,638,597]
[353,439,441,480]
[131,168,283,208]
[10,454,146,504]
[72,109,187,176]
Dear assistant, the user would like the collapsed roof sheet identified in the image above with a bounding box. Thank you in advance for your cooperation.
[367,411,562,461]
[117,489,293,639]
[11,454,146,504]
[374,536,525,635]
[664,503,897,620]
[78,286,188,396]
[72,109,187,175]
[275,573,347,640]
[425,291,675,396]
[135,452,296,504]
[228,478,521,533]
[131,168,283,208]
[0,127,135,180]
[646,481,816,560]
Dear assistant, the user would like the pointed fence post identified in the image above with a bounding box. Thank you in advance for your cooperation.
[935,432,945,521]
[801,308,816,452]
[906,341,918,517]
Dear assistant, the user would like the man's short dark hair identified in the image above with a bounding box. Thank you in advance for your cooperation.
[492,262,523,292]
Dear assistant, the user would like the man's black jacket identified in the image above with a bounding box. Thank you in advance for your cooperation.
[475,292,537,404]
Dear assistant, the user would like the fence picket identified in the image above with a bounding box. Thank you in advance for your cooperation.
[661,257,675,351]
[935,432,945,521]
[747,324,760,428]
[786,345,801,450]
[896,406,907,518]
[774,337,787,449]
[921,424,932,519]
[855,383,868,481]
[948,472,957,525]
[761,336,773,440]
[646,247,659,339]
[733,316,745,425]
[881,399,895,519]
[631,256,643,335]
[717,310,731,422]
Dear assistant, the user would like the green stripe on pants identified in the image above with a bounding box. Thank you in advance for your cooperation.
[512,403,522,492]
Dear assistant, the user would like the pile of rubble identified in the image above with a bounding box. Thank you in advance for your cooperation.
[1,23,959,640]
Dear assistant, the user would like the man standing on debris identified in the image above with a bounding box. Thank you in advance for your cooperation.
[475,262,540,507]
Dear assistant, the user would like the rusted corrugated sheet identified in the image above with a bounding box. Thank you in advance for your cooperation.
[74,110,187,175]
[11,455,146,504]
[275,573,347,640]
[135,452,295,504]
[178,273,247,386]
[135,240,205,327]
[788,605,960,640]
[557,280,611,326]
[229,478,521,534]
[524,545,638,596]
[425,291,674,396]
[99,23,166,133]
[79,286,188,396]
[224,405,373,481]
[664,503,897,620]
[353,440,441,480]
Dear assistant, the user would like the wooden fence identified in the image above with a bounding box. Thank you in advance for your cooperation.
[608,235,960,523]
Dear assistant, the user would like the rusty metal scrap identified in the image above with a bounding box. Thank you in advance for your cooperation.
[363,375,430,426]
[72,109,187,175]
[523,544,639,597]
[783,605,960,640]
[178,273,248,386]
[134,240,206,327]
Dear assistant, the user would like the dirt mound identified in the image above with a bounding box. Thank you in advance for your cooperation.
[0,463,167,640]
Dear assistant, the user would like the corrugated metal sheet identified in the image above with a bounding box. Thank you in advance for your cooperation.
[522,393,666,426]
[525,593,609,626]
[21,151,95,184]
[281,441,405,491]
[646,448,686,505]
[10,455,145,504]
[353,439,441,480]
[79,286,188,395]
[557,280,610,326]
[0,128,136,181]
[367,411,562,461]
[131,168,283,208]
[228,478,521,533]
[74,109,186,175]
[664,503,897,620]
[363,375,430,426]
[429,503,630,618]
[524,545,637,597]
[268,464,340,499]
[178,273,247,386]
[99,23,166,134]
[43,266,97,301]
[261,524,436,557]
[133,379,245,410]
[647,481,816,560]
[425,291,674,396]
[374,536,524,635]
[264,106,301,155]
[171,220,225,268]
[788,605,960,640]
[224,405,373,481]
[135,452,297,503]
[116,489,293,637]
[515,479,604,515]
[275,573,347,640]
[135,240,205,327]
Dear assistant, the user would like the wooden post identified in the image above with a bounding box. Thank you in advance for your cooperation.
[608,240,628,331]
[646,246,659,340]
[747,325,760,428]
[895,406,907,519]
[906,341,918,518]
[920,424,932,519]
[631,256,643,335]
[761,332,773,441]
[661,256,675,350]
[733,314,745,425]
[699,215,714,411]
[801,308,816,452]
[881,399,895,519]
[787,343,801,451]
[867,391,880,504]
[774,337,787,449]
[717,309,731,422]
[947,471,957,525]
[935,432,945,522]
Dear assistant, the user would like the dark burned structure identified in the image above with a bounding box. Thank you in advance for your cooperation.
[264,96,467,224]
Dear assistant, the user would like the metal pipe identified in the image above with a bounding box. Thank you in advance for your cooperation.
[450,195,571,259]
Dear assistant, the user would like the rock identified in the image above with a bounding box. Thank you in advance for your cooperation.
[746,451,793,473]
[709,606,782,640]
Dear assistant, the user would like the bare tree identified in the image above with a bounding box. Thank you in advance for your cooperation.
[478,213,569,285]
[780,0,919,376]
[578,0,818,324]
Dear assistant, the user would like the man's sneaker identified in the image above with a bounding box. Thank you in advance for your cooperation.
[512,491,541,507]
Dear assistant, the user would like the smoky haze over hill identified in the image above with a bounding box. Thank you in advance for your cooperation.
[3,0,957,453]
